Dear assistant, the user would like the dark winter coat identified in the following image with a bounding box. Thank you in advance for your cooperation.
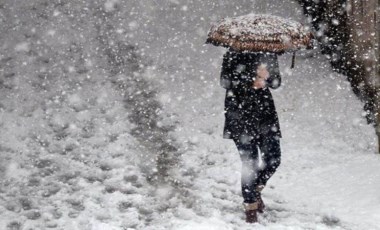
[220,50,282,141]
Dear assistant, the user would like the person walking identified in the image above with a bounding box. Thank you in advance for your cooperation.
[220,48,282,223]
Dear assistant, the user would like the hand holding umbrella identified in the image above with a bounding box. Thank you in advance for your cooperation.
[252,64,269,90]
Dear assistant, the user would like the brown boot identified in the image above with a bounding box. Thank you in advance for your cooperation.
[257,195,265,213]
[243,202,259,223]
[256,185,265,213]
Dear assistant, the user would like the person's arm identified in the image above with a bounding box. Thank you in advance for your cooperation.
[220,51,244,119]
[220,51,236,89]
[220,51,250,89]
[265,55,281,89]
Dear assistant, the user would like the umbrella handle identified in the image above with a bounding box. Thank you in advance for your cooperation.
[291,52,296,69]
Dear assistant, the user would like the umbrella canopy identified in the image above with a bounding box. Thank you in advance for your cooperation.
[205,13,314,53]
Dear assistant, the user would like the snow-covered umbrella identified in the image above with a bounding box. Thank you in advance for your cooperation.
[205,13,314,67]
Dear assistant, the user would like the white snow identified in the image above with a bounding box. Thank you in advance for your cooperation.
[14,42,30,52]
[208,13,311,41]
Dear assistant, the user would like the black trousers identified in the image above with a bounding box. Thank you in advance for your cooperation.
[233,135,281,203]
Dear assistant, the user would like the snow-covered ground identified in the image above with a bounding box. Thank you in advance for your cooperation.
[0,0,380,229]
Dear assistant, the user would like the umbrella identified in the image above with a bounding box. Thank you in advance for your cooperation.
[205,13,314,67]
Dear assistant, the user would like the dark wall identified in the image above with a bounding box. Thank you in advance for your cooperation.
[297,0,377,125]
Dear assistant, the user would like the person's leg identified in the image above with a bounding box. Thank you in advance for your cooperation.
[256,136,281,187]
[232,136,261,204]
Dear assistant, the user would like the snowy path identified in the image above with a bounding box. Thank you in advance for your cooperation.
[149,2,380,229]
